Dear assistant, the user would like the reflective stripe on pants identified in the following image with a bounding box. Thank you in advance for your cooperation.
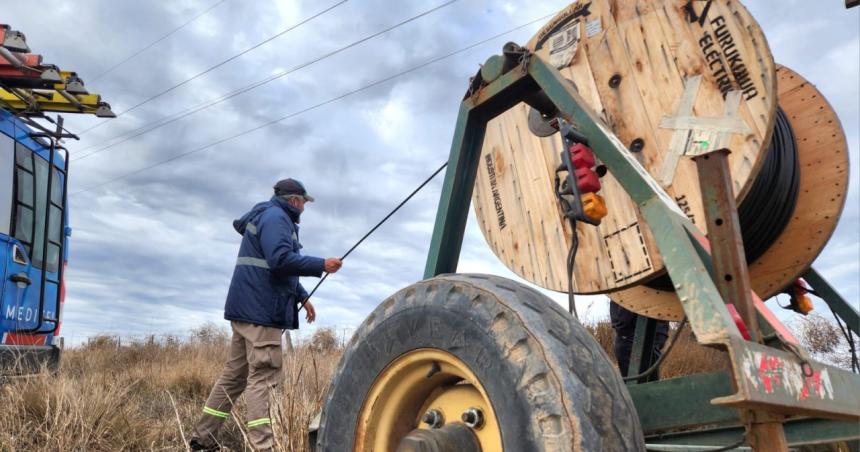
[247,417,271,428]
[202,406,230,418]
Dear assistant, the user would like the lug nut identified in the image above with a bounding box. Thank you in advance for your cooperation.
[421,409,444,429]
[461,407,485,429]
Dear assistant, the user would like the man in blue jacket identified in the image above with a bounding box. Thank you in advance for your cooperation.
[190,178,342,451]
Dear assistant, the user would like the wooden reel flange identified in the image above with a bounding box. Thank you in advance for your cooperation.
[611,65,849,320]
[473,0,777,293]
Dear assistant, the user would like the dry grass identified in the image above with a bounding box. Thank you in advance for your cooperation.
[584,319,730,379]
[0,324,341,451]
[0,316,846,451]
[797,313,856,370]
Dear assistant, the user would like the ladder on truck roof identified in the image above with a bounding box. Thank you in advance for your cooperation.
[0,23,114,119]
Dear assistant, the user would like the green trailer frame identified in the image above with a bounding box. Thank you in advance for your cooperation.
[422,46,860,449]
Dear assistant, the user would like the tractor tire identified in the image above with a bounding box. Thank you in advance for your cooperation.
[316,274,645,452]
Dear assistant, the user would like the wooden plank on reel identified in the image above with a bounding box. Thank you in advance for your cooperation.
[473,0,776,293]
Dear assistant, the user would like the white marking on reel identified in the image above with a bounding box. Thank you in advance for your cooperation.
[657,75,750,187]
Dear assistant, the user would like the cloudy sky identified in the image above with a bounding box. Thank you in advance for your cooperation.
[5,0,858,344]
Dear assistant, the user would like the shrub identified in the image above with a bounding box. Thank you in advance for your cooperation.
[310,327,338,352]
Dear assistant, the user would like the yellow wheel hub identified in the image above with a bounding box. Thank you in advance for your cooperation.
[355,348,502,452]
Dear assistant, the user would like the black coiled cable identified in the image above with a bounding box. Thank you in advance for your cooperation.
[738,107,801,262]
[646,107,801,291]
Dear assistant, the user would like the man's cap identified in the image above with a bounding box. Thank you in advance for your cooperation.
[274,178,315,202]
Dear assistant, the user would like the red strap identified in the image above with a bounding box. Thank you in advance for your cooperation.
[725,304,751,340]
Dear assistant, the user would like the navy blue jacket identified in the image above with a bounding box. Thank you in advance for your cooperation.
[224,196,325,329]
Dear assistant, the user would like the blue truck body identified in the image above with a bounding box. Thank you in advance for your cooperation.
[0,109,67,372]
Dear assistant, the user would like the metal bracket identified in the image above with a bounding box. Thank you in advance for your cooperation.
[627,315,661,384]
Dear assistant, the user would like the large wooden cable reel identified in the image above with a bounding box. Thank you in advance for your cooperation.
[471,0,848,319]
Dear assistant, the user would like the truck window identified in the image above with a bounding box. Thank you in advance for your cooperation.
[0,134,12,235]
[11,142,63,272]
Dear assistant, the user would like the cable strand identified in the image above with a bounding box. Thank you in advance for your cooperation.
[72,0,457,161]
[89,0,230,82]
[829,305,860,373]
[298,161,448,310]
[69,12,556,196]
[77,0,350,134]
[702,436,747,452]
[566,222,579,319]
[622,316,688,382]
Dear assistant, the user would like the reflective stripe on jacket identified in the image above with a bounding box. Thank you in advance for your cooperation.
[224,196,325,329]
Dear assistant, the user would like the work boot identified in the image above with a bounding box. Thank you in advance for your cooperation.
[189,438,220,451]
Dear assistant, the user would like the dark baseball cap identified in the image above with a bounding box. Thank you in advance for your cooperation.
[273,178,315,202]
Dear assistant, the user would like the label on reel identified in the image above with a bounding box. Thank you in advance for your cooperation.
[547,20,581,69]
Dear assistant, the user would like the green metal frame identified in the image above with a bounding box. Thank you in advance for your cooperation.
[423,49,860,443]
[627,315,662,384]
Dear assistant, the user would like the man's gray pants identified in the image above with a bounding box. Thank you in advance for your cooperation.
[191,321,284,451]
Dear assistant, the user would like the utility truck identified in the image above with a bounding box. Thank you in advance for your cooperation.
[0,23,112,374]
